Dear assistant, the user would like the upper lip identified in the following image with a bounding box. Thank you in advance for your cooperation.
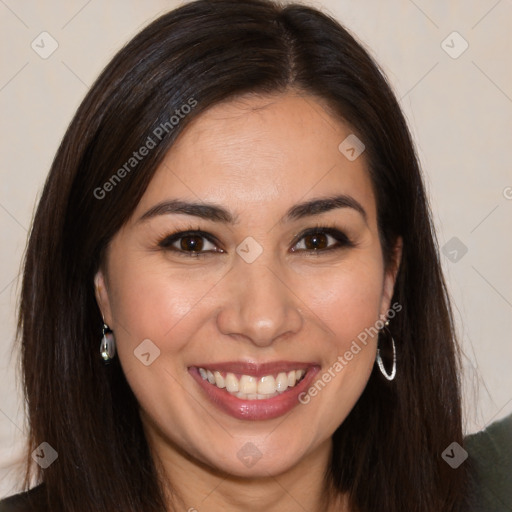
[190,360,318,377]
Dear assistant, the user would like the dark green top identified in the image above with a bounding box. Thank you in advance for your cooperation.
[0,484,46,511]
[464,413,512,510]
[1,414,510,511]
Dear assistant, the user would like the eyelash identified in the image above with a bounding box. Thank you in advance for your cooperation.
[157,226,354,258]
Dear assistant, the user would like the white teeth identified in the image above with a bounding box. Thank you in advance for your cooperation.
[276,372,288,392]
[225,372,239,393]
[214,371,225,389]
[198,367,307,400]
[257,375,276,395]
[239,375,257,394]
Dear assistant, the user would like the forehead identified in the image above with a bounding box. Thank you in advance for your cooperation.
[132,92,376,223]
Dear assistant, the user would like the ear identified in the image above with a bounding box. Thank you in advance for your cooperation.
[380,236,403,319]
[94,269,113,327]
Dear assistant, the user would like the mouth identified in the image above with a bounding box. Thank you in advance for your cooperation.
[188,361,320,421]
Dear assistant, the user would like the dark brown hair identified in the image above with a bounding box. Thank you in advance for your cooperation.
[18,0,471,510]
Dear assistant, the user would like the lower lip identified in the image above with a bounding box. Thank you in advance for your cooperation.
[189,367,320,421]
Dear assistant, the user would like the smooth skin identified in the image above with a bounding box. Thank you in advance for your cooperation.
[95,91,402,512]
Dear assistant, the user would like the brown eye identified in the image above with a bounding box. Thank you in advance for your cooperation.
[303,233,328,250]
[159,230,221,256]
[291,228,353,253]
[180,235,204,252]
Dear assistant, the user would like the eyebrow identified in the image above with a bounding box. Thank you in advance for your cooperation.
[137,194,367,225]
[285,195,367,224]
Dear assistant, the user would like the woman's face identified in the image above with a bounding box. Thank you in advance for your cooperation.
[95,92,400,478]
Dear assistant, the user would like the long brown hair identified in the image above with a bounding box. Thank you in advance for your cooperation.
[18,0,471,510]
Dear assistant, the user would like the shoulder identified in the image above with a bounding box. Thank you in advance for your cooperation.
[0,484,46,512]
[465,413,512,511]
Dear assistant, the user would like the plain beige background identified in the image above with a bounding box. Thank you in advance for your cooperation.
[1,0,511,498]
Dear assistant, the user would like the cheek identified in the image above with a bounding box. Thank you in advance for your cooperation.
[106,256,224,349]
[105,259,218,426]
[296,253,385,346]
[295,302,381,438]
[290,252,384,424]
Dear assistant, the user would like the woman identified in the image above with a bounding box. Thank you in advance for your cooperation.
[0,0,486,510]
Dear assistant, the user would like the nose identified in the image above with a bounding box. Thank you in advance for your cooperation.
[216,258,303,347]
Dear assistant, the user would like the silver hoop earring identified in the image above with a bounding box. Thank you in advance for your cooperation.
[376,320,396,381]
[100,323,116,362]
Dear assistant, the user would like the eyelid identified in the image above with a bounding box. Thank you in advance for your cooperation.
[290,226,353,252]
[157,226,353,256]
[158,229,223,255]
